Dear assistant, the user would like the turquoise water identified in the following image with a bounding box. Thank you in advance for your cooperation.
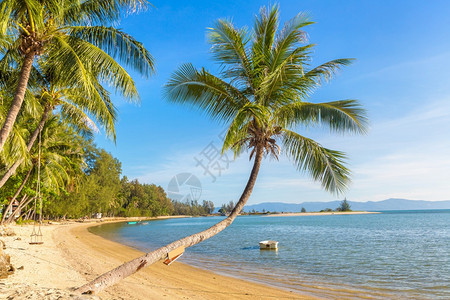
[90,210,450,299]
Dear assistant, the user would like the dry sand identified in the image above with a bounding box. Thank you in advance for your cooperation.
[1,221,316,299]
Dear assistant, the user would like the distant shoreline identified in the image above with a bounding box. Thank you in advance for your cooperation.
[265,211,380,217]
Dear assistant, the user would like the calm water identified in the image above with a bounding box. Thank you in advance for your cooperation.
[90,210,450,299]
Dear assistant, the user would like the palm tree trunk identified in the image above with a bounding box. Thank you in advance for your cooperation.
[76,146,265,295]
[1,166,33,224]
[6,195,34,224]
[21,206,33,220]
[0,51,36,152]
[0,104,51,189]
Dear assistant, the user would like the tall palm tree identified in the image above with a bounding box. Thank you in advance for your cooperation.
[0,0,154,151]
[76,5,367,295]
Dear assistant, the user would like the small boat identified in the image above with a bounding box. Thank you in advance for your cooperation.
[259,240,278,250]
[127,221,137,225]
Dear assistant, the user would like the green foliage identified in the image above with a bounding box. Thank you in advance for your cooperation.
[320,208,333,212]
[301,207,306,213]
[119,178,173,217]
[336,199,351,212]
[172,199,214,216]
[218,204,227,216]
[217,201,234,215]
[43,144,174,219]
[0,0,155,144]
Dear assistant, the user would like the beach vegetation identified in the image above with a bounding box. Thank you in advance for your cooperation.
[76,4,367,294]
[1,137,174,222]
[320,208,333,212]
[171,199,214,216]
[0,0,155,222]
[336,198,351,211]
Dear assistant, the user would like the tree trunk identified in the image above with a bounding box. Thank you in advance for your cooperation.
[0,51,36,152]
[1,166,33,224]
[5,194,30,224]
[0,104,51,189]
[12,195,34,223]
[25,207,34,220]
[76,146,265,295]
[20,206,32,220]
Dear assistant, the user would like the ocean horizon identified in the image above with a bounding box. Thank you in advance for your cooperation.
[90,210,450,299]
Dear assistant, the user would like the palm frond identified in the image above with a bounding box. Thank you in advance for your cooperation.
[282,129,350,194]
[0,0,14,35]
[67,26,155,78]
[271,11,313,70]
[45,35,95,96]
[63,0,150,24]
[260,44,314,105]
[208,19,254,91]
[252,4,279,65]
[302,58,354,85]
[164,63,248,123]
[59,102,96,139]
[222,103,268,156]
[275,100,368,134]
[67,36,139,100]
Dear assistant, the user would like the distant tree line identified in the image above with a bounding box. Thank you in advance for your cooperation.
[218,201,235,215]
[2,132,225,222]
[41,144,175,219]
[171,200,215,216]
[319,199,352,212]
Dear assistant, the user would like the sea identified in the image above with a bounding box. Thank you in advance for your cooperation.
[89,210,450,299]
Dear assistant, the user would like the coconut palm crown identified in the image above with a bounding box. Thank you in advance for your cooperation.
[165,5,368,194]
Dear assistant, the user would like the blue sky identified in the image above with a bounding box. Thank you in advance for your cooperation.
[95,0,450,205]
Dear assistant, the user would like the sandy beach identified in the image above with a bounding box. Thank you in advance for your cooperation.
[1,220,317,299]
[266,211,380,217]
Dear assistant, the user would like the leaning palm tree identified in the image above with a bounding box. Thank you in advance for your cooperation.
[0,0,154,151]
[76,5,367,295]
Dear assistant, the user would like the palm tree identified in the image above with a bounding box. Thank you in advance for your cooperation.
[1,115,87,224]
[0,70,117,189]
[75,5,367,294]
[0,0,154,151]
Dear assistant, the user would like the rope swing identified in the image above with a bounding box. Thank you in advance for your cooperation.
[30,131,43,245]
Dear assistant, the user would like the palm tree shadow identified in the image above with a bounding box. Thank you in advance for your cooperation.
[241,246,260,250]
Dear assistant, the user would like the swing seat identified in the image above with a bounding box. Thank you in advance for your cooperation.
[29,235,44,245]
[163,246,185,265]
[29,241,44,245]
[30,228,43,245]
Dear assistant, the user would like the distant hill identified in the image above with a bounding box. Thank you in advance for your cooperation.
[242,198,450,212]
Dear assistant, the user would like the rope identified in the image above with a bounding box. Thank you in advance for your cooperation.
[30,131,43,244]
[37,131,42,224]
